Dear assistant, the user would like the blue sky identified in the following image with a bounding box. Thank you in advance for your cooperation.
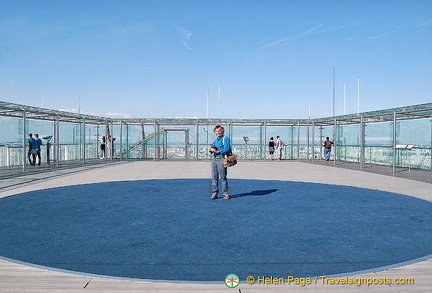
[0,0,431,119]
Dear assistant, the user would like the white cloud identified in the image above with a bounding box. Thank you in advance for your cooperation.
[173,23,193,50]
[261,37,298,49]
[367,30,396,40]
[417,19,432,27]
[261,22,326,49]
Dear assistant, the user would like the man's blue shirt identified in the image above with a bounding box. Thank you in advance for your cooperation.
[27,137,36,150]
[213,135,231,157]
[35,138,43,151]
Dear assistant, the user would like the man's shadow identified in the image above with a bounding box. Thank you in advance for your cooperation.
[230,189,278,199]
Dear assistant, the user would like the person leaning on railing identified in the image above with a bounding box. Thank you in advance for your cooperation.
[323,137,334,161]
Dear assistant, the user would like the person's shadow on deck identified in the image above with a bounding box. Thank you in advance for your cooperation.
[230,189,278,199]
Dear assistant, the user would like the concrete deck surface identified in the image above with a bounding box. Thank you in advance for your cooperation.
[0,160,431,292]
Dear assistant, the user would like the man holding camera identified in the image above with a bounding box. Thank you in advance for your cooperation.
[210,125,231,200]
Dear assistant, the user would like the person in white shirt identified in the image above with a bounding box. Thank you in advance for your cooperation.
[276,136,283,160]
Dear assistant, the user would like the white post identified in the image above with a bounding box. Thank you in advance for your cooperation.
[332,65,335,117]
[357,78,360,114]
[206,85,209,119]
[218,84,221,119]
[343,81,346,115]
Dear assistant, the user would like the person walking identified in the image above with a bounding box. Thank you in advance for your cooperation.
[27,133,37,166]
[34,133,43,166]
[268,137,275,160]
[323,137,334,161]
[210,125,231,200]
[276,135,284,160]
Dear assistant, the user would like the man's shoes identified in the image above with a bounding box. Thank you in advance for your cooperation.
[211,195,218,200]
[223,194,231,200]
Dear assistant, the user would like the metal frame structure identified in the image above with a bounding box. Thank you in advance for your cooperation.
[1,101,432,172]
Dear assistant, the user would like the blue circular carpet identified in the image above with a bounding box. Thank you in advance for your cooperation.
[0,179,431,282]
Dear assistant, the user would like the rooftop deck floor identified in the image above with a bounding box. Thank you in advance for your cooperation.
[0,159,431,292]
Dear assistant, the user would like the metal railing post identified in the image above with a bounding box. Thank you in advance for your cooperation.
[360,115,364,169]
[22,109,26,172]
[393,111,397,173]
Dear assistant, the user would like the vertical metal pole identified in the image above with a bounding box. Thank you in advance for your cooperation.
[264,122,267,161]
[393,111,397,173]
[205,123,209,159]
[22,110,27,172]
[83,118,86,164]
[56,115,60,167]
[297,122,300,160]
[96,124,99,159]
[163,130,167,159]
[153,120,157,161]
[195,120,199,161]
[360,115,364,169]
[104,119,108,161]
[319,126,323,160]
[312,121,315,162]
[6,147,10,168]
[53,118,56,166]
[306,120,310,161]
[144,124,147,159]
[119,120,123,160]
[290,125,294,159]
[126,123,129,160]
[185,129,189,160]
[333,118,337,165]
[110,122,114,161]
[258,124,261,160]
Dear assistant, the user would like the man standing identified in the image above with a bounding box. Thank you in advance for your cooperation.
[323,137,334,161]
[27,133,37,166]
[34,134,43,166]
[210,125,231,200]
[276,135,284,160]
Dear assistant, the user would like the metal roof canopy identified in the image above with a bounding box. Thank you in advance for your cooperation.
[1,100,431,126]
